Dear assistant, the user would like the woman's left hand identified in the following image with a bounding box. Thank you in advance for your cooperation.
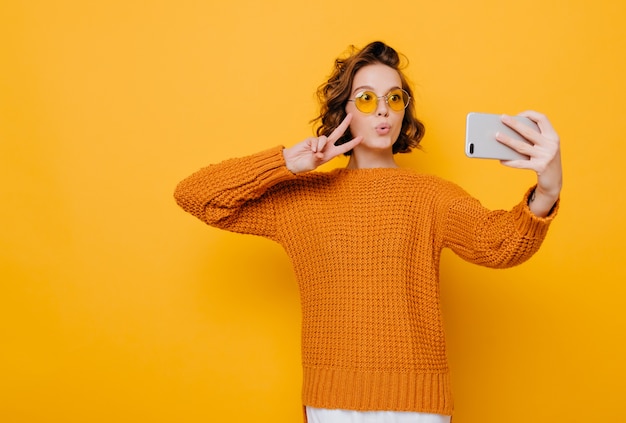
[496,111,562,218]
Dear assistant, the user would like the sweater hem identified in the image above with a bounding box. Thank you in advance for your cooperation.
[301,365,454,416]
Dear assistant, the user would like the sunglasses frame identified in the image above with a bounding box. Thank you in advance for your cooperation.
[348,88,411,114]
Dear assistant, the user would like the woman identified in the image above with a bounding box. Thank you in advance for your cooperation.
[174,41,561,423]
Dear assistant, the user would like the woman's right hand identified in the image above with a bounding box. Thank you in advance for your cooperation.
[282,113,363,174]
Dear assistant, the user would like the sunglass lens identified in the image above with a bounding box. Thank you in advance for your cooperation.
[387,89,407,111]
[355,91,377,113]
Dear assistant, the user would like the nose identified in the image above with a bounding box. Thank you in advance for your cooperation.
[375,97,389,116]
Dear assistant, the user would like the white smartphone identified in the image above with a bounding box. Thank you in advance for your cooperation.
[465,112,538,160]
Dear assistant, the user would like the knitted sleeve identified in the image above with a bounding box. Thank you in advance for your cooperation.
[441,185,559,269]
[173,146,296,239]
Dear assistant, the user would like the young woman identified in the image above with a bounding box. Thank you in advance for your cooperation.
[174,41,561,423]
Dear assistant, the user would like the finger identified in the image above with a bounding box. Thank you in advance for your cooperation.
[495,131,534,157]
[316,136,328,154]
[518,110,559,140]
[501,156,554,176]
[326,113,353,144]
[499,159,537,173]
[300,138,311,155]
[332,135,363,156]
[501,114,541,145]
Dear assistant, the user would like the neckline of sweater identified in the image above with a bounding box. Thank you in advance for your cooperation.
[332,166,411,175]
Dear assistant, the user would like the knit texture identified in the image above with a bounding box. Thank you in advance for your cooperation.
[174,146,558,416]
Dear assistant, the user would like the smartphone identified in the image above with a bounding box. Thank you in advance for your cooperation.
[465,112,538,160]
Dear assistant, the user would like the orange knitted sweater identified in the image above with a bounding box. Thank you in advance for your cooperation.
[174,146,558,416]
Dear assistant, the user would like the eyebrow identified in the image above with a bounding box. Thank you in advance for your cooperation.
[351,85,403,95]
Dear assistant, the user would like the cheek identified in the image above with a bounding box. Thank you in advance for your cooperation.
[394,124,404,140]
[393,115,404,136]
[349,119,367,138]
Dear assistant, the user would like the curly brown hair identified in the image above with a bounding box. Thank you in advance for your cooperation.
[312,41,425,155]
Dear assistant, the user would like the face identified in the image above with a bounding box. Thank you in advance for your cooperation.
[345,63,405,154]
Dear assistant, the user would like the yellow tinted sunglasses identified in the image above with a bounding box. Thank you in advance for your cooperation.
[348,88,411,114]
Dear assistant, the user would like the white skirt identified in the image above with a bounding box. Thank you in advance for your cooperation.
[306,407,452,423]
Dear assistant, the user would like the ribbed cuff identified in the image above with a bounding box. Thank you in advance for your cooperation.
[246,145,297,188]
[511,186,559,238]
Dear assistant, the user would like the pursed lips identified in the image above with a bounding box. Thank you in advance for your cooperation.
[375,122,391,135]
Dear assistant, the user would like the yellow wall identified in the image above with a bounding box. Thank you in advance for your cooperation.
[2,1,625,421]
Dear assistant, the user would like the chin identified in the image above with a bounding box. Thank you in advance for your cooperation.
[362,137,395,151]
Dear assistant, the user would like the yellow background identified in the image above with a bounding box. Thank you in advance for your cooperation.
[2,1,625,422]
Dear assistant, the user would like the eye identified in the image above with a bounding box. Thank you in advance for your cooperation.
[357,91,375,102]
[388,94,401,103]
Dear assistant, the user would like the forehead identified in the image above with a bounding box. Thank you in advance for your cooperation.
[352,63,402,93]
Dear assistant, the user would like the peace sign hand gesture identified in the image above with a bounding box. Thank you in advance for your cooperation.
[282,114,363,174]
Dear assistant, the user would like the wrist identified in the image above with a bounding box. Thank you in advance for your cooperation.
[528,186,559,218]
[282,147,298,174]
[535,183,561,204]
